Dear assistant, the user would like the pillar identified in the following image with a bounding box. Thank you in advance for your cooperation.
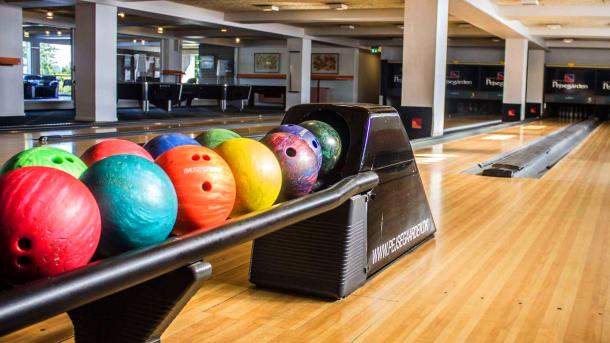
[400,0,448,138]
[286,38,311,110]
[502,39,528,121]
[30,41,41,76]
[526,49,545,118]
[74,2,117,122]
[0,4,24,117]
[161,38,182,83]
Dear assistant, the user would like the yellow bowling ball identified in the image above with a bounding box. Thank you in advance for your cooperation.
[214,138,282,217]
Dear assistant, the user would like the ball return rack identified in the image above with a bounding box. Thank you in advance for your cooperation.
[0,104,436,342]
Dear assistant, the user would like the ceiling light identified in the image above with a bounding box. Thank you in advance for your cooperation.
[45,30,50,36]
[492,38,500,42]
[45,11,53,19]
[220,28,228,32]
[185,35,205,39]
[157,27,164,34]
[57,31,62,36]
[458,23,472,29]
[118,12,125,18]
[235,37,241,43]
[521,0,539,5]
[256,4,279,11]
[339,24,355,29]
[132,39,137,43]
[24,31,30,38]
[546,24,562,30]
[141,39,146,45]
[328,3,349,10]
[396,24,404,30]
[563,38,574,43]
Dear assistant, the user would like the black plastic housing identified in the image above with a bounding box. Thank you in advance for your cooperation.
[250,104,436,298]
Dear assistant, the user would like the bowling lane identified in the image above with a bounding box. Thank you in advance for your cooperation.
[0,115,282,160]
[5,118,604,343]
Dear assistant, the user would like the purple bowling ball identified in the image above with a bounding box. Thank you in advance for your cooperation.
[268,124,323,171]
[261,132,318,199]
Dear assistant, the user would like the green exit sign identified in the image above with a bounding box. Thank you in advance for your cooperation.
[370,46,381,54]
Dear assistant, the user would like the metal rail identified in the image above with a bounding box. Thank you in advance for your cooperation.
[0,171,379,336]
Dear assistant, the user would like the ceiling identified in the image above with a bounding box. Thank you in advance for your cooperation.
[173,0,403,12]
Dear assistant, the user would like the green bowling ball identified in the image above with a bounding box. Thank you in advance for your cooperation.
[195,128,241,149]
[299,120,342,175]
[1,146,88,178]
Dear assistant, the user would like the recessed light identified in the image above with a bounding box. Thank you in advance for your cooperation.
[118,12,125,18]
[546,24,562,30]
[492,38,500,42]
[220,28,228,32]
[157,27,164,34]
[235,37,241,43]
[141,39,146,45]
[57,31,62,36]
[185,35,205,39]
[256,4,279,11]
[132,39,137,43]
[24,31,30,38]
[339,24,355,29]
[458,23,472,29]
[328,3,349,10]
[521,0,539,5]
[45,30,50,36]
[45,11,53,19]
[396,24,404,30]
[563,38,574,43]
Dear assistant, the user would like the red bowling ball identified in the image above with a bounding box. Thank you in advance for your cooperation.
[81,139,153,166]
[0,167,101,284]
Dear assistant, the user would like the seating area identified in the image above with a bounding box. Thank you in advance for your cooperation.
[23,75,70,100]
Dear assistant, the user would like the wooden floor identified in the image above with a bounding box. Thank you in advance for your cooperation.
[2,118,610,343]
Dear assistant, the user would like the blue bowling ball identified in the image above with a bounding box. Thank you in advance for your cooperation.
[80,155,178,256]
[143,133,200,159]
[269,124,323,171]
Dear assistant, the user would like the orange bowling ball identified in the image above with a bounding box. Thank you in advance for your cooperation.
[156,145,236,234]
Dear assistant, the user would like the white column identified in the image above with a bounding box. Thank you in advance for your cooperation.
[526,49,545,117]
[502,38,528,121]
[401,0,448,138]
[0,4,24,117]
[161,38,182,82]
[31,41,41,76]
[286,38,311,109]
[74,3,117,122]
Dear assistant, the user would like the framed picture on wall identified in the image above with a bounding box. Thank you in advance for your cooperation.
[312,53,339,74]
[200,55,215,71]
[254,53,281,73]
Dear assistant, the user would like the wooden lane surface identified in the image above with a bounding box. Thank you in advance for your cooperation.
[3,119,609,343]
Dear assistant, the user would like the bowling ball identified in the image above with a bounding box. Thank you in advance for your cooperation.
[268,124,323,171]
[143,133,200,159]
[214,138,282,217]
[0,167,101,283]
[156,145,236,234]
[1,146,88,178]
[80,155,178,256]
[261,133,318,199]
[195,128,240,149]
[299,120,342,175]
[81,139,153,166]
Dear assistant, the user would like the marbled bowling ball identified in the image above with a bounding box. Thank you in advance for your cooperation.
[80,155,178,256]
[81,139,153,166]
[156,145,236,235]
[143,133,200,159]
[195,128,241,149]
[299,120,342,175]
[261,132,318,199]
[0,167,101,284]
[214,138,282,217]
[1,146,88,178]
[268,124,323,171]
